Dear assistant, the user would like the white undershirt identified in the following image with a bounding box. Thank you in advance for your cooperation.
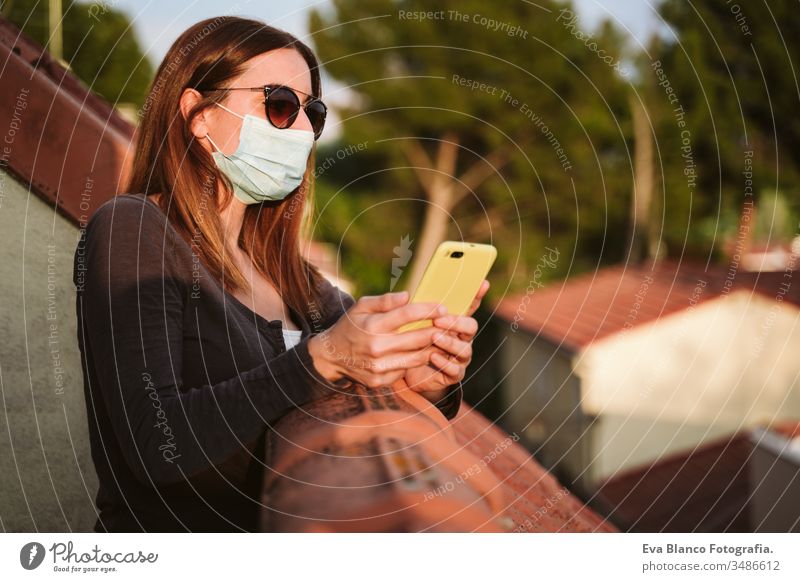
[282,328,303,350]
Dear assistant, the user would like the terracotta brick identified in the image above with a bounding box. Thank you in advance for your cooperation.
[263,383,617,532]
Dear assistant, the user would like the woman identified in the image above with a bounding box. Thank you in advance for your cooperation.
[73,16,488,532]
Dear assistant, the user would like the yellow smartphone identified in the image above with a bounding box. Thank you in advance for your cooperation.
[398,241,497,333]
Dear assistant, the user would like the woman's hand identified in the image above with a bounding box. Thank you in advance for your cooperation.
[402,279,490,399]
[465,279,491,318]
[307,291,446,388]
[400,314,477,397]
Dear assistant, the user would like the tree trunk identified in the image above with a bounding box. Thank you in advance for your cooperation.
[405,187,455,293]
[629,93,656,262]
[400,136,510,294]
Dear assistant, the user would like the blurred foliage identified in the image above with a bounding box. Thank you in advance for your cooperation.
[310,0,800,297]
[2,0,153,107]
[652,0,800,257]
[309,0,632,296]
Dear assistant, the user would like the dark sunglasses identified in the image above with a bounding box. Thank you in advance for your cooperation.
[204,84,327,140]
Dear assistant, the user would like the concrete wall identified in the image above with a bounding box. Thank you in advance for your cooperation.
[0,168,98,532]
[500,330,591,490]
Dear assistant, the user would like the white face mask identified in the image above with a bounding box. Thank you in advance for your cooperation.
[205,102,314,205]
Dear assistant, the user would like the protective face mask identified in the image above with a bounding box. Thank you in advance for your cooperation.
[205,103,314,204]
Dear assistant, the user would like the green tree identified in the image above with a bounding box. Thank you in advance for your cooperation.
[2,0,153,107]
[650,0,800,257]
[309,0,632,295]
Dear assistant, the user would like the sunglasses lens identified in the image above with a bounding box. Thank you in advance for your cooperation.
[306,100,327,139]
[266,87,300,129]
[265,86,327,139]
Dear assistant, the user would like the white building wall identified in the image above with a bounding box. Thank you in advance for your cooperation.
[574,291,800,482]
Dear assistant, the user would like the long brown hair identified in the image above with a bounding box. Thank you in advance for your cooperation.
[128,16,328,324]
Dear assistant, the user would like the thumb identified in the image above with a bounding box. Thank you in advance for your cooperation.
[357,291,409,313]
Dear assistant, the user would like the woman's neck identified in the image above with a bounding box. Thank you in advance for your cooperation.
[150,190,249,261]
[219,193,247,255]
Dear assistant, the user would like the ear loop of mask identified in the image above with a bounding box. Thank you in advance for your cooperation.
[204,102,245,154]
[215,101,244,119]
[204,132,221,153]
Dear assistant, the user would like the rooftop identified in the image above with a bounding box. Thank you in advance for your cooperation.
[493,259,799,352]
[594,432,752,532]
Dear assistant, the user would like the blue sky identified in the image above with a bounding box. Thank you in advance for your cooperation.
[106,0,664,142]
[111,0,665,64]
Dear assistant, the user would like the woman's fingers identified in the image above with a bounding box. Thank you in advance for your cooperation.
[353,291,409,314]
[477,279,490,300]
[432,314,478,339]
[361,342,453,375]
[366,326,442,356]
[466,279,490,316]
[364,345,437,373]
[372,301,445,332]
[429,351,464,380]
[348,347,441,388]
[431,331,472,363]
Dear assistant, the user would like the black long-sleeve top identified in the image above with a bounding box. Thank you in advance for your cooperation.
[73,193,462,532]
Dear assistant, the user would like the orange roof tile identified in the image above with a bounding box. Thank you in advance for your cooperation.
[451,403,616,532]
[264,383,616,532]
[593,433,752,532]
[493,260,799,352]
